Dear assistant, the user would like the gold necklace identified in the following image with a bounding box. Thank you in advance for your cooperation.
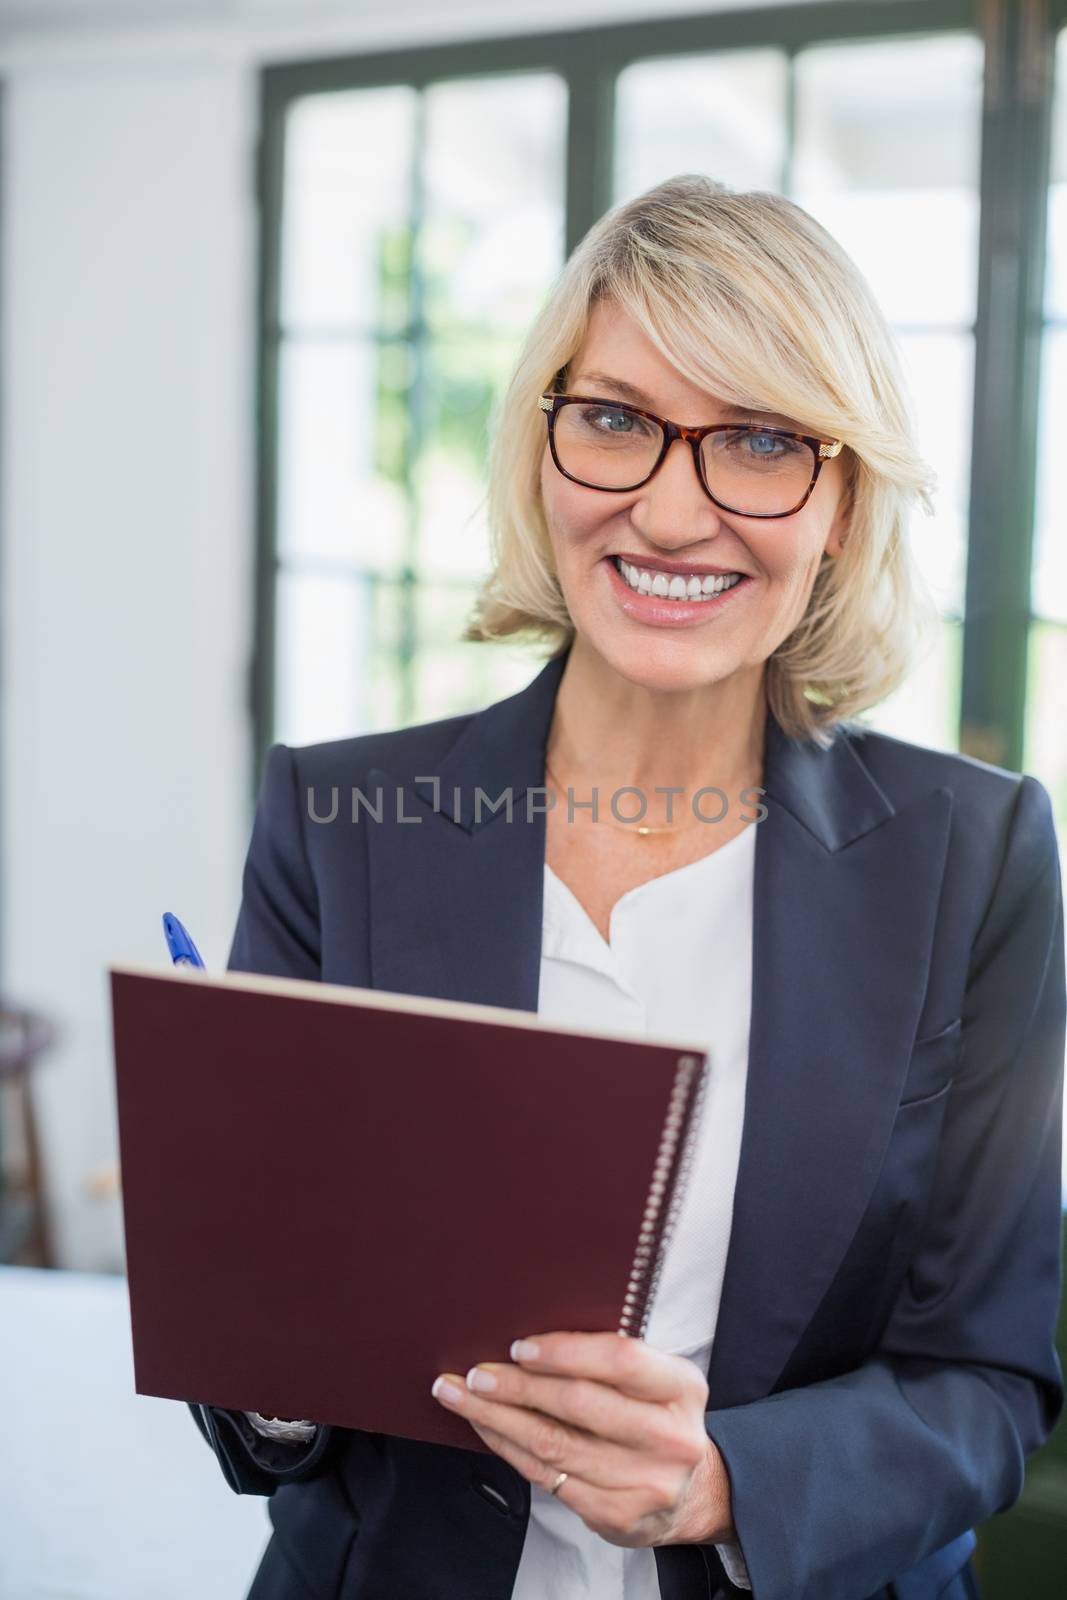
[544,756,707,837]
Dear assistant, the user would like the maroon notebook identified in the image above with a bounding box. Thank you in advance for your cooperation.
[108,963,709,1452]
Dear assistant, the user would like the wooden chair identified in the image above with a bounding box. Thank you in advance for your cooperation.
[0,1004,57,1266]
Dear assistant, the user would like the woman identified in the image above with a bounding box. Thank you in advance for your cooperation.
[191,176,1065,1600]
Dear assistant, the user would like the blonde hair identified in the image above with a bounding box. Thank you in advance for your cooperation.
[462,174,940,748]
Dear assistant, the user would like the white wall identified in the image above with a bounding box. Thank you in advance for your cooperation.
[0,55,257,1268]
[0,0,824,1270]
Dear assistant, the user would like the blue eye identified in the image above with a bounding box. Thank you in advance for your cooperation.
[582,407,635,433]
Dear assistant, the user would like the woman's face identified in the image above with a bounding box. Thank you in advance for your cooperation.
[539,301,852,695]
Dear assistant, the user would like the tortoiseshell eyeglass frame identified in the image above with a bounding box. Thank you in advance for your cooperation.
[538,392,845,519]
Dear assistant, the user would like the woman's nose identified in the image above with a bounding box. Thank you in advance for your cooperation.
[631,436,725,546]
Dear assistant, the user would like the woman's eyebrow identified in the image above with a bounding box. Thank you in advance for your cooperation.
[570,372,663,407]
[569,372,786,423]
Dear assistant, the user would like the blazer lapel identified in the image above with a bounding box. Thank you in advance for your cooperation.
[364,646,954,1408]
[705,719,954,1407]
[364,650,568,1009]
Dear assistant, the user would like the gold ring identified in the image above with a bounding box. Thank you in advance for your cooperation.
[549,1470,568,1496]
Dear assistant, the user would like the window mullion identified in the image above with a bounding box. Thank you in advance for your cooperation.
[961,0,1057,769]
[253,76,288,794]
[564,51,616,259]
[401,89,429,729]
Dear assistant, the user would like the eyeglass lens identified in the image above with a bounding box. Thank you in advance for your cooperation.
[553,401,817,516]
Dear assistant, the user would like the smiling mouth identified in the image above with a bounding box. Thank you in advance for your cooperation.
[612,555,748,602]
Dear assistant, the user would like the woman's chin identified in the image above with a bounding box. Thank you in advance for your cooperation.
[574,618,746,695]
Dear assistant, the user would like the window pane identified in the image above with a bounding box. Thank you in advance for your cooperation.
[1022,620,1067,1203]
[611,31,979,744]
[1033,328,1067,622]
[281,87,417,334]
[793,34,982,327]
[420,73,567,338]
[614,51,787,202]
[275,570,405,744]
[275,69,568,740]
[1046,29,1067,319]
[854,618,962,752]
[1026,622,1067,835]
[414,336,521,582]
[1051,191,1067,323]
[413,585,542,724]
[896,332,974,616]
[1037,35,1067,623]
[277,341,410,574]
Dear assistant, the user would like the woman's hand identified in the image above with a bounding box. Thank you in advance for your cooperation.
[431,1330,734,1548]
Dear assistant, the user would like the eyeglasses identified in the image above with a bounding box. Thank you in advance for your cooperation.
[538,393,844,519]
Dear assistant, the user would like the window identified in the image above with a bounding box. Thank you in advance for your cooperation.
[269,69,567,745]
[1025,26,1067,861]
[259,3,1064,783]
[615,33,982,751]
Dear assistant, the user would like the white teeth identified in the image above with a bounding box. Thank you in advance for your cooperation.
[616,557,744,601]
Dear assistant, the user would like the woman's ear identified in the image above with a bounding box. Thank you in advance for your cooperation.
[824,521,848,560]
[823,460,855,559]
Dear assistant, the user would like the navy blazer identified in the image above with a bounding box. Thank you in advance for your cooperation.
[191,645,1065,1600]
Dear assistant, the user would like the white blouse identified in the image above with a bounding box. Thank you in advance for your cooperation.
[510,823,758,1598]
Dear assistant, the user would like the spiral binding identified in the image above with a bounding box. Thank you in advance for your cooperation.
[616,1054,709,1340]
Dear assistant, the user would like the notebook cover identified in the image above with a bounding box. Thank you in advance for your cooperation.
[109,963,708,1452]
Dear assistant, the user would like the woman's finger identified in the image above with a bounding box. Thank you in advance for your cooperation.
[434,1375,645,1487]
[460,1360,690,1454]
[510,1330,709,1407]
[433,1373,704,1492]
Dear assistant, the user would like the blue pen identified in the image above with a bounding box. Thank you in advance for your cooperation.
[162,912,205,969]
